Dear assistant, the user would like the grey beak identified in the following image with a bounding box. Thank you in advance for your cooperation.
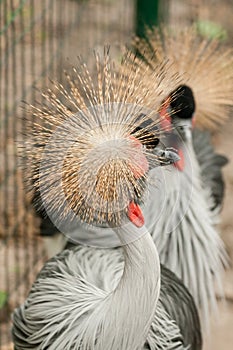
[153,147,180,165]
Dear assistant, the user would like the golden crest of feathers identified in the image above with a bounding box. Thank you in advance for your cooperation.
[24,50,171,227]
[133,26,233,129]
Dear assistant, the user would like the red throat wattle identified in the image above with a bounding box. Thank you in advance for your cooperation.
[128,201,145,227]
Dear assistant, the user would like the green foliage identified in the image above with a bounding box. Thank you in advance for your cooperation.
[0,290,8,309]
[195,20,227,41]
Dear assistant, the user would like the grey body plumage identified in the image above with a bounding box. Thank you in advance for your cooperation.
[12,244,201,349]
[192,128,228,212]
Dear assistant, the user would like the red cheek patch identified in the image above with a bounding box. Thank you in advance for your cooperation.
[128,201,145,227]
[192,115,196,128]
[128,136,149,178]
[161,115,172,131]
[129,154,149,179]
[159,99,172,132]
[174,149,185,171]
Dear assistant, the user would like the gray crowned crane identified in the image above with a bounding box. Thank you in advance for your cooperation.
[132,26,233,326]
[13,52,202,349]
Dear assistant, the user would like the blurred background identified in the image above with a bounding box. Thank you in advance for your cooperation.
[0,0,232,349]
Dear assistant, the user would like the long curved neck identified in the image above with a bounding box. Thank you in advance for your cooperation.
[92,226,161,350]
[114,229,161,349]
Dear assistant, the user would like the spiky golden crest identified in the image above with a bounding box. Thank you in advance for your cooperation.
[23,50,173,227]
[133,26,233,129]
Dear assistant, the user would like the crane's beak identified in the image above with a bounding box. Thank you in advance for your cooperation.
[153,146,180,165]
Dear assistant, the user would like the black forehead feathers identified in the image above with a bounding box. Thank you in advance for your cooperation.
[133,113,160,149]
[170,85,195,119]
[134,113,159,132]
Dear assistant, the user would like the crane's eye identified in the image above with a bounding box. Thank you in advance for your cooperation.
[132,126,160,149]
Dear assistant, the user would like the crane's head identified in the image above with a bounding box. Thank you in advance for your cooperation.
[134,25,233,130]
[36,104,178,230]
[158,85,196,171]
[24,51,179,241]
[160,85,196,142]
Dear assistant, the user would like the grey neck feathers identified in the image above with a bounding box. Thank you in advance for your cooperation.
[146,134,228,328]
[82,226,160,350]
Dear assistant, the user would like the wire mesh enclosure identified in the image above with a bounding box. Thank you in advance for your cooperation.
[0,0,135,347]
[0,0,233,348]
